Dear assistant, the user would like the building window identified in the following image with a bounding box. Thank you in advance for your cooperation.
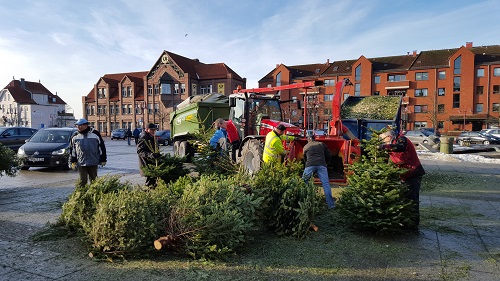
[127,105,132,114]
[122,105,126,114]
[276,72,281,86]
[454,55,461,75]
[343,93,349,101]
[415,72,428,81]
[494,85,500,94]
[323,108,332,115]
[374,76,380,84]
[127,86,132,97]
[91,105,95,115]
[154,84,159,95]
[476,103,483,113]
[373,91,380,96]
[148,104,152,114]
[324,79,335,86]
[388,74,406,82]
[200,85,213,94]
[476,86,484,95]
[354,83,360,96]
[180,83,186,94]
[148,85,153,96]
[477,68,485,77]
[388,90,406,96]
[414,105,428,113]
[494,68,500,76]
[453,94,460,108]
[86,106,91,115]
[323,94,333,102]
[355,65,361,81]
[438,104,445,113]
[438,88,445,96]
[161,83,172,95]
[438,71,446,80]
[493,103,499,112]
[437,121,444,129]
[414,88,428,97]
[414,122,427,129]
[453,76,460,92]
[122,87,127,97]
[154,103,159,113]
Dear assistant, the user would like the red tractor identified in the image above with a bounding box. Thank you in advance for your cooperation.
[230,79,360,184]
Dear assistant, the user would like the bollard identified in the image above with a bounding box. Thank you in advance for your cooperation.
[440,137,454,154]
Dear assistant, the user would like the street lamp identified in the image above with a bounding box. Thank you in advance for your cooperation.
[458,108,471,131]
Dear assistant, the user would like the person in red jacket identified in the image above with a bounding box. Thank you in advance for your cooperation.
[379,129,425,229]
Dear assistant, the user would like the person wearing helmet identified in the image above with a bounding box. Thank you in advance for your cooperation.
[379,129,425,229]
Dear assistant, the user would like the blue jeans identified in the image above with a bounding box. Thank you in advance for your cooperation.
[303,165,335,208]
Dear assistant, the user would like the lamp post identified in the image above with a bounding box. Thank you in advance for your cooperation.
[458,108,471,131]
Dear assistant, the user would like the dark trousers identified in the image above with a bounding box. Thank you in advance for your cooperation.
[78,165,98,187]
[405,176,422,226]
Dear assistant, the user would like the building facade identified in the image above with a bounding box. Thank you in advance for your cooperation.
[1,78,75,128]
[83,51,246,136]
[259,42,500,135]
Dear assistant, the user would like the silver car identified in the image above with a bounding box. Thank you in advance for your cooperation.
[404,130,440,145]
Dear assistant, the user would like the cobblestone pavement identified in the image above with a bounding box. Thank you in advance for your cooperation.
[0,140,499,280]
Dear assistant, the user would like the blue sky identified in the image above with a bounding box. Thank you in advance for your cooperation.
[1,0,499,119]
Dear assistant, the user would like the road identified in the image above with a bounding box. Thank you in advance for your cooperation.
[1,138,173,190]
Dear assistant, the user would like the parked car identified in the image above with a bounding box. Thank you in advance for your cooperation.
[455,131,500,146]
[419,127,441,137]
[404,130,441,145]
[111,128,126,140]
[155,130,171,146]
[17,127,78,170]
[0,126,38,151]
[480,128,500,138]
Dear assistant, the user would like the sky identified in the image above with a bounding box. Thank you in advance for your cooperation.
[1,0,499,119]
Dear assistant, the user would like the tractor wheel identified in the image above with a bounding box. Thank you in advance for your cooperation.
[177,141,193,162]
[239,139,263,174]
[173,141,181,156]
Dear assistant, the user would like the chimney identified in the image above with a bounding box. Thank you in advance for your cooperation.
[20,78,26,89]
[466,41,473,48]
[326,59,330,64]
[412,50,417,57]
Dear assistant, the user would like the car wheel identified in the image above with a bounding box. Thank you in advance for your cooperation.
[483,140,490,145]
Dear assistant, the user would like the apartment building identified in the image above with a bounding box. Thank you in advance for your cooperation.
[258,42,500,135]
[83,50,246,136]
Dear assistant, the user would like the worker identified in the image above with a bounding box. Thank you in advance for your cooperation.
[210,118,228,153]
[302,131,335,209]
[263,124,295,163]
[379,129,426,229]
[226,119,241,162]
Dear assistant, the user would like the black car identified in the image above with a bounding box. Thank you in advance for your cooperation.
[17,127,78,170]
[0,126,38,151]
[455,131,500,146]
[155,130,171,146]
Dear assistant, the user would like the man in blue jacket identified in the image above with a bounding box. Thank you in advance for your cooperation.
[70,118,107,187]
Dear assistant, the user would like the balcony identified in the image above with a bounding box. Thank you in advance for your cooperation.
[385,80,410,90]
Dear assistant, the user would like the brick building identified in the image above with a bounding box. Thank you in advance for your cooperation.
[83,51,246,136]
[259,42,500,135]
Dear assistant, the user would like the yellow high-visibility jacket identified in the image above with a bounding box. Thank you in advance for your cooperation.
[263,130,295,163]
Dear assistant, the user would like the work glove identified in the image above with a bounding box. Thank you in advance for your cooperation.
[100,162,106,167]
[71,162,78,171]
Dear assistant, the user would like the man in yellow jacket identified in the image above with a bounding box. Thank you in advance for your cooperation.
[263,124,295,163]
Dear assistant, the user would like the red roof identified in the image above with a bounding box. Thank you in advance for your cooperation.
[2,79,66,105]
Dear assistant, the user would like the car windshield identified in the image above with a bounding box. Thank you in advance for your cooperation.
[29,130,74,143]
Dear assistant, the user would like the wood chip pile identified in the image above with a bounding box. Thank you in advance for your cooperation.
[341,96,400,120]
